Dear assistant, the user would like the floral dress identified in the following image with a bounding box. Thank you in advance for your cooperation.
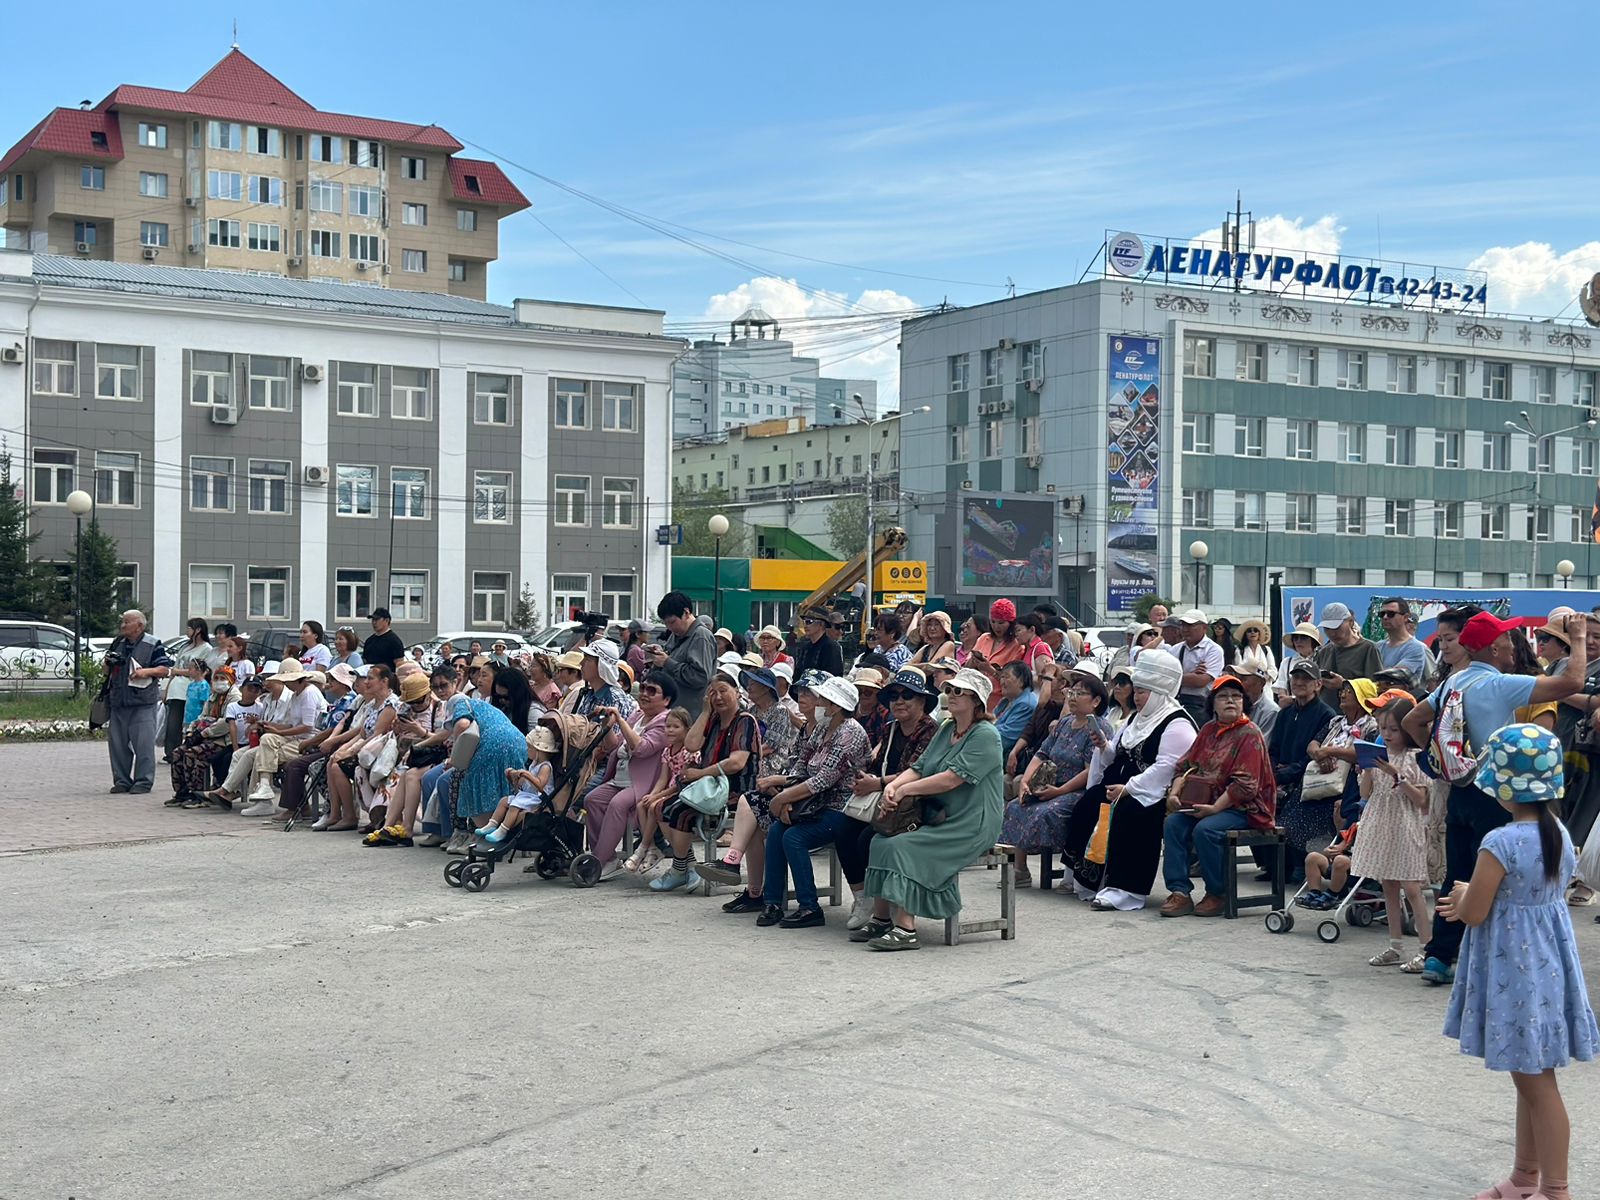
[1283,711,1373,862]
[1000,716,1106,852]
[1350,748,1430,883]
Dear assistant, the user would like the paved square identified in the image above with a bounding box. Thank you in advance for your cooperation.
[4,741,1599,1199]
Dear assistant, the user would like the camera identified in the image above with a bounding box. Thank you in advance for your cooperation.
[103,649,125,669]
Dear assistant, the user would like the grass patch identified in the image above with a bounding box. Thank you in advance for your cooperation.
[0,692,92,722]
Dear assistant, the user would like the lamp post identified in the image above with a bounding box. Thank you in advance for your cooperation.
[1189,538,1209,607]
[708,513,729,629]
[1557,559,1576,590]
[66,489,93,696]
[1506,411,1597,586]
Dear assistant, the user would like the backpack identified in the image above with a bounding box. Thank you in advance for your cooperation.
[1423,674,1489,784]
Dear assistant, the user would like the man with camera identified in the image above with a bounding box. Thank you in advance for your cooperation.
[102,609,176,794]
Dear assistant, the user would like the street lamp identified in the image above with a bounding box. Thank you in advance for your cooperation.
[66,489,93,696]
[1506,411,1597,586]
[1189,539,1209,606]
[1557,559,1576,589]
[708,513,730,629]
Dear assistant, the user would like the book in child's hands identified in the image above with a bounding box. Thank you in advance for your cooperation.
[1354,739,1389,769]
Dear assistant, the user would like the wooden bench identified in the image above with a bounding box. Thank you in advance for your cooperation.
[1222,827,1287,919]
[947,844,1018,945]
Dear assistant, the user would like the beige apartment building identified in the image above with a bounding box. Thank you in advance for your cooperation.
[0,49,528,301]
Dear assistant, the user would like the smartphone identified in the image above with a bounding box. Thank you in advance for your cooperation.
[1320,670,1336,679]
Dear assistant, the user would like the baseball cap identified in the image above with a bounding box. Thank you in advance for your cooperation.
[1458,612,1524,652]
[1318,602,1354,630]
[1288,658,1322,679]
[1178,608,1207,625]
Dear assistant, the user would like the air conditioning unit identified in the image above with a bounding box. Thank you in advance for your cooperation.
[1025,453,1044,468]
[187,243,203,254]
[960,480,974,490]
[381,264,391,275]
[303,465,329,485]
[75,241,91,254]
[287,256,303,267]
[997,398,1015,413]
[978,401,995,416]
[210,403,238,426]
[141,247,159,261]
[1587,406,1600,423]
[1045,483,1056,494]
[184,197,199,208]
[302,364,324,383]
[0,347,22,365]
[1024,378,1043,393]
[998,338,1016,351]
[355,261,368,271]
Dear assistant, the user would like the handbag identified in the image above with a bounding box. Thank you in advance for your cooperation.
[678,773,730,814]
[842,789,881,822]
[89,693,110,730]
[407,742,448,769]
[1085,801,1114,864]
[871,793,926,837]
[450,721,481,770]
[367,734,401,786]
[1300,758,1351,801]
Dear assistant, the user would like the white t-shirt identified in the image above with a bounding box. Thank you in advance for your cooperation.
[224,700,258,743]
[301,643,333,670]
[282,685,328,731]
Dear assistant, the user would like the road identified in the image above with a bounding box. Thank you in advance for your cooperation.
[4,741,1599,1199]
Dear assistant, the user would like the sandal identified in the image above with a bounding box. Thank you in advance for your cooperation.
[1368,947,1404,967]
[1400,953,1427,974]
[1472,1181,1539,1200]
[1567,885,1595,907]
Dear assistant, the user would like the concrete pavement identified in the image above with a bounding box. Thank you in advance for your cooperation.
[4,740,1599,1199]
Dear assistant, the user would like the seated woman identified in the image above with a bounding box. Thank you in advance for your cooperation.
[413,669,478,847]
[857,668,1004,951]
[909,609,956,666]
[1000,671,1111,887]
[583,671,678,878]
[321,665,399,831]
[169,665,239,805]
[360,671,442,844]
[1005,658,1066,786]
[755,674,871,928]
[331,626,364,670]
[1285,676,1376,868]
[992,661,1038,761]
[756,625,793,669]
[1158,675,1278,917]
[700,666,801,896]
[1106,664,1137,731]
[1060,652,1198,911]
[835,667,940,930]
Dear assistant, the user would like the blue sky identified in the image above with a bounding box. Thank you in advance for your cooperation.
[8,2,1600,399]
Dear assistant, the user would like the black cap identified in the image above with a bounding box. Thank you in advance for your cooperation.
[369,607,393,622]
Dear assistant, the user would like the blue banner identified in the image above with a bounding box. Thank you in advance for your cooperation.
[1107,335,1161,613]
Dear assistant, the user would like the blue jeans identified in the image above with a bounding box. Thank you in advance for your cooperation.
[419,764,454,835]
[762,808,852,910]
[1162,808,1249,896]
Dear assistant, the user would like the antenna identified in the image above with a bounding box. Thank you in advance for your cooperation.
[1004,276,1016,298]
[1581,273,1600,328]
[1219,192,1254,293]
[231,18,239,48]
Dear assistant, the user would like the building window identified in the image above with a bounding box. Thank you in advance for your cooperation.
[1384,425,1416,466]
[400,156,427,180]
[1286,418,1315,460]
[1532,436,1555,474]
[348,139,380,168]
[982,418,1004,458]
[473,374,511,425]
[1336,350,1366,389]
[189,565,232,619]
[336,363,376,416]
[950,425,969,461]
[1575,439,1598,476]
[1336,495,1365,534]
[1020,415,1042,456]
[401,249,426,273]
[81,165,105,190]
[601,574,634,621]
[310,135,342,163]
[32,340,76,395]
[948,353,970,392]
[473,471,511,523]
[206,170,242,201]
[1438,357,1466,398]
[1241,341,1266,382]
[554,378,588,429]
[344,186,380,219]
[31,449,75,503]
[1438,501,1463,539]
[138,171,168,198]
[391,467,430,519]
[189,456,233,511]
[208,121,242,150]
[96,344,140,400]
[1482,361,1510,400]
[73,221,97,247]
[388,571,427,623]
[1482,432,1510,471]
[1337,422,1365,463]
[206,218,241,249]
[248,125,281,156]
[1288,345,1317,386]
[1388,354,1418,394]
[602,382,638,432]
[1288,492,1316,532]
[448,260,467,283]
[1182,489,1212,528]
[554,475,590,526]
[982,347,1004,387]
[456,208,479,232]
[335,569,375,621]
[1577,370,1597,405]
[348,234,380,262]
[248,459,291,514]
[393,367,431,420]
[309,179,342,213]
[1234,491,1264,530]
[1384,499,1414,536]
[247,175,282,205]
[1528,506,1554,542]
[247,356,290,410]
[335,465,377,517]
[1572,508,1590,543]
[140,222,169,247]
[190,351,232,406]
[402,203,427,226]
[247,222,281,252]
[1479,504,1508,540]
[1233,566,1264,609]
[472,572,509,627]
[138,122,167,148]
[1234,416,1264,457]
[602,477,637,528]
[1435,429,1463,469]
[1182,412,1213,454]
[309,229,340,258]
[1019,341,1045,382]
[1182,336,1215,378]
[94,451,138,508]
[1534,365,1555,404]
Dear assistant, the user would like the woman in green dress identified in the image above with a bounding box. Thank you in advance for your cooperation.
[861,667,1005,951]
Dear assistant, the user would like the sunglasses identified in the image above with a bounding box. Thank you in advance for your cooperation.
[1379,610,1404,619]
[940,685,974,697]
[640,685,663,696]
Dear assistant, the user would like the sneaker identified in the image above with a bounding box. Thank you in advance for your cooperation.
[180,793,207,809]
[697,858,743,886]
[444,831,470,856]
[1368,947,1404,967]
[850,918,892,943]
[598,859,626,881]
[239,799,278,818]
[846,895,873,930]
[163,793,188,807]
[109,784,131,794]
[648,866,700,892]
[414,832,445,848]
[721,891,764,914]
[755,904,786,927]
[867,925,921,951]
[779,907,825,929]
[247,781,277,803]
[1420,956,1455,985]
[311,814,332,831]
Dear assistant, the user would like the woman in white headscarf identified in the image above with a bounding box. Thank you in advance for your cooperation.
[1058,650,1197,910]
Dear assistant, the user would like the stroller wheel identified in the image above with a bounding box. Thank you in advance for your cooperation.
[462,863,490,893]
[1317,919,1341,944]
[1349,904,1374,928]
[1401,902,1417,938]
[444,860,466,889]
[534,853,563,880]
[570,852,601,889]
[1264,910,1291,934]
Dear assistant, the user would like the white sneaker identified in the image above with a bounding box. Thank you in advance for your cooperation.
[311,814,332,831]
[248,781,277,803]
[239,799,278,818]
[846,895,872,930]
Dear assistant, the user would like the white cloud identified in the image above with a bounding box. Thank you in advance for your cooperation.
[1466,241,1600,316]
[1190,213,1344,257]
[696,276,922,409]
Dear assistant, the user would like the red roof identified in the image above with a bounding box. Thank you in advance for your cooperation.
[188,49,313,108]
[448,158,530,210]
[0,107,124,176]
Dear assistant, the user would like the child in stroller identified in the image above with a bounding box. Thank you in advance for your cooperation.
[478,727,558,843]
[1299,821,1358,910]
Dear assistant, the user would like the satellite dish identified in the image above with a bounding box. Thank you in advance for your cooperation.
[1581,273,1600,327]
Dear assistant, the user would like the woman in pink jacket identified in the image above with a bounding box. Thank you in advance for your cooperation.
[584,671,679,878]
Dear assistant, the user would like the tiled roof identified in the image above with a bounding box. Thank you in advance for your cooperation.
[0,107,124,176]
[187,49,312,108]
[447,158,531,210]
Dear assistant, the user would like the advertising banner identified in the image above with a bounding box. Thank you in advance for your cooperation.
[959,494,1056,595]
[1106,335,1161,614]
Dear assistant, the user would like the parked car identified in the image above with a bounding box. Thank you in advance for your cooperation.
[419,631,532,661]
[1076,625,1130,672]
[525,622,585,653]
[243,627,303,665]
[0,619,80,689]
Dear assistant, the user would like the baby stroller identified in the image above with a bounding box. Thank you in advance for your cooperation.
[445,711,608,893]
[1265,874,1409,943]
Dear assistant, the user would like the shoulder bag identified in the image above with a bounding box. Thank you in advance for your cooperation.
[450,720,481,770]
[1300,758,1351,801]
[677,715,746,814]
[843,726,896,822]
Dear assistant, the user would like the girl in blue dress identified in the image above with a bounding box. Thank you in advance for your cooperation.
[1439,724,1599,1200]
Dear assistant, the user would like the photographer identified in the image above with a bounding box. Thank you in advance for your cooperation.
[103,609,176,794]
[646,591,716,719]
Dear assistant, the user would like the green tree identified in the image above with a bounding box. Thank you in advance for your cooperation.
[510,583,542,633]
[0,451,45,615]
[1132,592,1177,622]
[673,482,749,557]
[75,518,125,636]
[824,494,896,560]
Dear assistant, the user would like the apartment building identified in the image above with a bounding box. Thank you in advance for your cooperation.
[0,252,680,637]
[0,49,528,301]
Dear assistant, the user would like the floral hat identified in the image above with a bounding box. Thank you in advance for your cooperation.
[1475,723,1566,804]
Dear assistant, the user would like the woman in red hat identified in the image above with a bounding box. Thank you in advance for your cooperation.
[974,599,1025,670]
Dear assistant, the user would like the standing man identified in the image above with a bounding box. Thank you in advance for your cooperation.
[1147,602,1170,628]
[793,610,844,679]
[103,609,175,794]
[648,590,717,718]
[1167,608,1223,722]
[1159,615,1182,646]
[362,607,405,673]
[1375,597,1430,688]
[1311,602,1382,705]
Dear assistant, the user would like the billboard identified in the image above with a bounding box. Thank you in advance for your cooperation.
[959,494,1056,595]
[1107,335,1161,613]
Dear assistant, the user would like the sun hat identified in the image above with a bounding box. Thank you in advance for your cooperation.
[758,625,784,643]
[275,658,307,682]
[1127,622,1155,643]
[714,627,735,645]
[1288,657,1322,679]
[715,662,743,685]
[740,666,779,696]
[881,666,937,700]
[1236,618,1271,644]
[771,660,794,683]
[717,650,745,666]
[1287,621,1325,646]
[1318,602,1354,630]
[470,654,491,668]
[1064,671,1109,703]
[849,667,886,691]
[1130,651,1182,698]
[616,661,635,691]
[815,674,860,712]
[1475,723,1566,804]
[1347,678,1379,712]
[793,668,829,695]
[919,609,952,633]
[555,650,585,671]
[1177,608,1208,625]
[1458,612,1523,653]
[740,651,765,668]
[327,663,357,688]
[1068,659,1103,679]
[1536,606,1576,645]
[802,610,828,626]
[400,673,431,704]
[943,667,994,708]
[989,598,1017,623]
[528,726,560,755]
[303,670,328,688]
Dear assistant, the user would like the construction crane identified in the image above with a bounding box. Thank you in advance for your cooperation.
[791,526,910,642]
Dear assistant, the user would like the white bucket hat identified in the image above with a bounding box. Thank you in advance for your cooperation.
[815,675,860,713]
